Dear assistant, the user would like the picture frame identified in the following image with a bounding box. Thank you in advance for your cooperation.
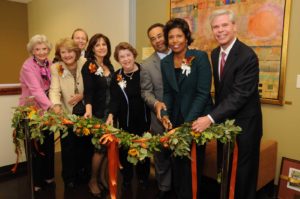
[278,157,300,199]
[170,0,292,105]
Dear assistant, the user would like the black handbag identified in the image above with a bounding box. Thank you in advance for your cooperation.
[72,100,85,116]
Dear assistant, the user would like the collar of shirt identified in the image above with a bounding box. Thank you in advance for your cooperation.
[218,38,237,80]
[157,49,171,60]
[219,37,237,59]
[81,50,85,57]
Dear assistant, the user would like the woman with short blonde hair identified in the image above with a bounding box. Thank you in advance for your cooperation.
[49,38,86,189]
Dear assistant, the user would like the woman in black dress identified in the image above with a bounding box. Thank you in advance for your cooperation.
[106,42,150,189]
[81,33,114,198]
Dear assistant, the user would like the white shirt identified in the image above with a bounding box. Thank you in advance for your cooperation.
[157,49,171,60]
[208,38,237,123]
[81,50,85,57]
[218,38,237,80]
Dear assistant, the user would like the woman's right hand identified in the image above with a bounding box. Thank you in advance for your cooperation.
[84,112,92,118]
[106,114,114,126]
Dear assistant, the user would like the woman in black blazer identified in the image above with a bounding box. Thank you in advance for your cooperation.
[82,33,114,198]
[160,18,212,199]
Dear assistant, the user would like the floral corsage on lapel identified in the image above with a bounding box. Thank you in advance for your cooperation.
[89,63,103,76]
[181,56,195,77]
[116,74,126,89]
[57,64,67,78]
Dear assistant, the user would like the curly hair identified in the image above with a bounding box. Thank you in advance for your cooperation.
[54,38,81,62]
[27,34,52,55]
[114,42,137,62]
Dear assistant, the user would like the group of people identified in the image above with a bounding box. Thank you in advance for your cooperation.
[19,8,262,199]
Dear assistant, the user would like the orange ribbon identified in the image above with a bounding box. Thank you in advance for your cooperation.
[229,142,238,199]
[11,129,19,173]
[99,133,120,199]
[11,154,19,173]
[191,141,198,199]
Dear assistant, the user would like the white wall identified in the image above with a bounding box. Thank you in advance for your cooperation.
[0,95,27,167]
[1,0,131,167]
[27,0,131,66]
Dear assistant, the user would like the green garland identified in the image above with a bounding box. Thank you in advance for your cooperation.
[11,105,242,165]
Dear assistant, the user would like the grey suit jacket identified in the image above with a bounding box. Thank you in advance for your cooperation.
[140,52,164,134]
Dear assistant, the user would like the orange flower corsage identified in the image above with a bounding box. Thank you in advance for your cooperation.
[88,63,97,73]
[57,64,64,77]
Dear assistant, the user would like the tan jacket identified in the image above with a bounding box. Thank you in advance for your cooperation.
[49,57,85,113]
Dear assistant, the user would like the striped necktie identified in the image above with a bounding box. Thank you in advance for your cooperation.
[220,52,226,79]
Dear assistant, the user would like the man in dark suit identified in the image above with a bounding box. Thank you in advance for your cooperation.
[140,23,171,199]
[192,9,263,199]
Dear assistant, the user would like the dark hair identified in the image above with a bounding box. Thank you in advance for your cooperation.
[85,33,112,66]
[147,23,164,37]
[164,18,194,46]
[114,42,137,62]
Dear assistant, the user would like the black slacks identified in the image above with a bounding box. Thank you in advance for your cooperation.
[60,128,93,184]
[32,131,54,187]
[217,115,262,199]
[119,148,150,184]
[172,144,206,199]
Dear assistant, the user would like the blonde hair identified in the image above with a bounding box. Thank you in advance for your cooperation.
[54,38,81,62]
[26,34,52,54]
[209,9,236,26]
[71,28,89,42]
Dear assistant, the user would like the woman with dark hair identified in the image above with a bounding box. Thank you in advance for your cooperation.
[161,18,212,199]
[81,33,114,198]
[106,42,150,191]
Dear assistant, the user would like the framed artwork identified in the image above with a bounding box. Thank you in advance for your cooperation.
[170,0,291,105]
[278,157,300,199]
